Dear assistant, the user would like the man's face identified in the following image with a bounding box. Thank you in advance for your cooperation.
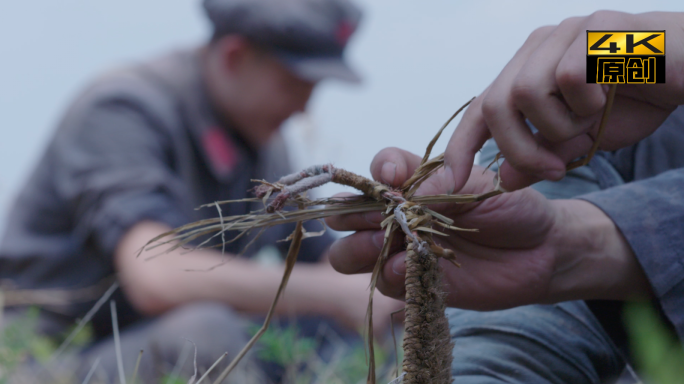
[227,48,315,147]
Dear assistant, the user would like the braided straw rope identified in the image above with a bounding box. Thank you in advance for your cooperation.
[139,87,617,384]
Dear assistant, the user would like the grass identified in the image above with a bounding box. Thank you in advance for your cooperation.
[5,300,683,383]
[624,302,684,384]
[0,305,97,384]
[0,307,54,383]
[250,321,400,384]
[0,302,400,384]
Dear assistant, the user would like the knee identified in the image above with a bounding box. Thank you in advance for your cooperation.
[158,302,244,329]
[151,302,248,357]
[446,304,624,384]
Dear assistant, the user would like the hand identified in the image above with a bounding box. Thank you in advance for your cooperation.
[443,11,684,192]
[326,148,651,311]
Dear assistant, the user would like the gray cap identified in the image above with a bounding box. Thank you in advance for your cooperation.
[203,0,362,83]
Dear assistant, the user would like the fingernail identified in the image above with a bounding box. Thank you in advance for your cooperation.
[542,168,565,181]
[328,239,340,257]
[372,231,385,250]
[380,162,397,185]
[444,165,456,195]
[392,255,406,276]
[363,212,383,225]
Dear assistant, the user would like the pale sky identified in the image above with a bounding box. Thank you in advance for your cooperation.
[0,1,681,232]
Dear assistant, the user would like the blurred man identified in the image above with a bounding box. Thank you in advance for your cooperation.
[0,0,401,382]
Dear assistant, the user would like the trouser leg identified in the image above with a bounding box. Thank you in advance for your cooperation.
[78,301,265,384]
[448,302,625,383]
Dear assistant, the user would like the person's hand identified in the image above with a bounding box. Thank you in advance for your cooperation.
[326,148,651,310]
[444,11,684,192]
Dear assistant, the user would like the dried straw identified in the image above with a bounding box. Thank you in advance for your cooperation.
[139,89,616,383]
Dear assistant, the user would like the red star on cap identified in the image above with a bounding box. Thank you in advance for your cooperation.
[336,21,354,46]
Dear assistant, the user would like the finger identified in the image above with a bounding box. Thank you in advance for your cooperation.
[328,231,403,274]
[415,165,499,216]
[375,251,408,299]
[414,166,458,196]
[325,192,384,231]
[482,25,568,181]
[369,147,423,187]
[555,31,608,118]
[512,17,600,142]
[498,132,594,190]
[444,90,492,193]
[499,91,674,190]
[376,252,461,301]
[595,93,673,150]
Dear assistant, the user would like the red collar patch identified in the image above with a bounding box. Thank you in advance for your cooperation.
[202,127,239,176]
[336,21,354,46]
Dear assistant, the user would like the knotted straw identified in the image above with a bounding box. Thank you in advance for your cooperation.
[139,84,616,384]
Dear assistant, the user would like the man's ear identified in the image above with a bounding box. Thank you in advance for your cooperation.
[214,35,252,76]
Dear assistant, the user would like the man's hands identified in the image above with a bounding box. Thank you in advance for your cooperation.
[444,11,684,192]
[327,148,559,310]
[328,11,675,313]
[326,148,651,311]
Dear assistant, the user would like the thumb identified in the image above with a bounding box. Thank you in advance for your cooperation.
[370,147,423,187]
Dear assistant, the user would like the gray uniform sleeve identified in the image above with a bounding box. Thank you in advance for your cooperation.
[579,168,684,339]
[53,95,191,260]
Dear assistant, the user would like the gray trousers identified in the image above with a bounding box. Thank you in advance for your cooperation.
[2,302,263,383]
[72,302,358,384]
[448,139,633,383]
[77,302,263,384]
